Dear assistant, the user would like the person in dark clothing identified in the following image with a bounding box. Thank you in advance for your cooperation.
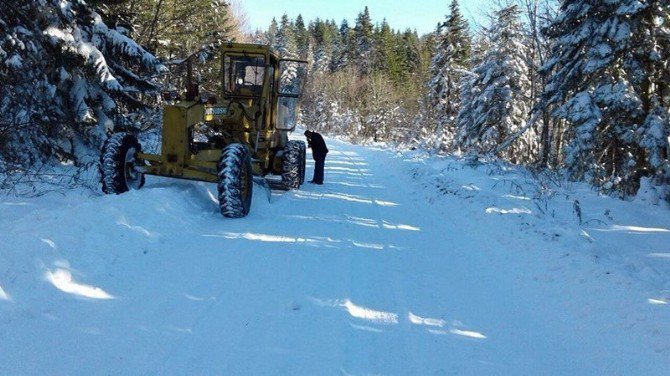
[304,130,328,184]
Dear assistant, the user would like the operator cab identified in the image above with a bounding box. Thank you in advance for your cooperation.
[219,46,308,132]
[223,54,267,98]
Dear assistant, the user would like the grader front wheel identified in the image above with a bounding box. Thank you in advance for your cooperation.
[217,143,253,218]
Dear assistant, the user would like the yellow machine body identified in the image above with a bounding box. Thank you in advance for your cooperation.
[137,43,306,183]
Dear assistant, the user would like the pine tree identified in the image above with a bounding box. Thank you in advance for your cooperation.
[452,33,489,153]
[428,0,472,151]
[541,0,670,197]
[456,5,536,163]
[310,19,334,74]
[0,0,164,173]
[444,0,470,67]
[103,0,232,59]
[274,14,297,58]
[397,29,422,83]
[331,19,352,72]
[373,19,400,80]
[265,18,278,46]
[294,14,310,60]
[353,6,374,75]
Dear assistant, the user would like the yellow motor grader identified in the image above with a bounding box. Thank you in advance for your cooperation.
[100,43,308,218]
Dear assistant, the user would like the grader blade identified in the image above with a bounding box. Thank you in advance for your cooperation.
[253,176,272,203]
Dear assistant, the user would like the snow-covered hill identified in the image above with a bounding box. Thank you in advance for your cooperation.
[1,137,669,375]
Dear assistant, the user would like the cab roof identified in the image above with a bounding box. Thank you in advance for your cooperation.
[221,42,280,61]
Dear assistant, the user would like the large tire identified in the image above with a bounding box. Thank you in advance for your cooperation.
[298,141,307,185]
[100,133,145,194]
[217,143,253,218]
[282,140,303,190]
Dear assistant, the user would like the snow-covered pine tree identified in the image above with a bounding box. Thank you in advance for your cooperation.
[521,0,558,167]
[274,14,297,58]
[453,33,489,153]
[330,19,352,72]
[310,18,334,74]
[101,0,232,59]
[416,23,443,150]
[428,0,472,152]
[456,5,537,164]
[541,0,670,198]
[294,14,310,60]
[0,0,164,177]
[264,18,279,46]
[353,6,374,75]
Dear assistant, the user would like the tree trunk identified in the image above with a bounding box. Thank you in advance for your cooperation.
[146,0,164,54]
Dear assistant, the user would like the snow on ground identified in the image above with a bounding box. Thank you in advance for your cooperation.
[1,136,670,375]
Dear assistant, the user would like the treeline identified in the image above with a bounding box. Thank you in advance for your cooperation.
[252,9,433,144]
[2,1,668,202]
[258,1,670,203]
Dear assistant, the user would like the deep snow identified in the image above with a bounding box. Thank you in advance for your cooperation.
[1,136,669,375]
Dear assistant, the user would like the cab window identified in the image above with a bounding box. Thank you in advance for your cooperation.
[223,54,265,97]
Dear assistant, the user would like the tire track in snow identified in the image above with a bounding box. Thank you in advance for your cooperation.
[335,144,418,375]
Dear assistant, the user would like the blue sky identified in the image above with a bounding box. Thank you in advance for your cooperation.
[241,0,488,35]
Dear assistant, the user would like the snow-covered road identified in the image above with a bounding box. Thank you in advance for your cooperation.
[1,138,670,375]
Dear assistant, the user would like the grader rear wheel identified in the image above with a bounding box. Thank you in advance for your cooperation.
[298,141,306,185]
[282,140,303,190]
